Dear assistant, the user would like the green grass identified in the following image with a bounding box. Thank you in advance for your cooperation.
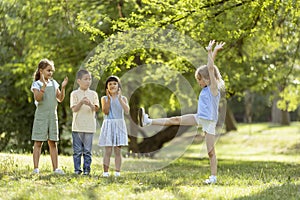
[1,122,300,200]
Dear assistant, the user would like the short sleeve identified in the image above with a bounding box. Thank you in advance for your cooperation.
[70,91,78,108]
[31,81,42,92]
[93,92,100,107]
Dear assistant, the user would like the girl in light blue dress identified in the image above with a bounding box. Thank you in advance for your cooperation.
[99,76,129,177]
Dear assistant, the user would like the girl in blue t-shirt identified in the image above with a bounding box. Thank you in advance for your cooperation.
[138,40,225,184]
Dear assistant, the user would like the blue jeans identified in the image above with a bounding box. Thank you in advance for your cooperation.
[72,132,94,174]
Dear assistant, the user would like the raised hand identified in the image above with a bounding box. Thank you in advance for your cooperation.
[206,40,215,51]
[118,88,122,98]
[214,42,225,52]
[40,73,47,86]
[61,77,68,89]
[106,89,111,100]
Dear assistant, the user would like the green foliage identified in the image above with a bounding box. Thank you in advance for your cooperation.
[77,0,300,110]
[1,0,300,151]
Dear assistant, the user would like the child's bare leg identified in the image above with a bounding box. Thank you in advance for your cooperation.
[48,140,58,170]
[205,133,217,176]
[114,146,122,172]
[33,141,43,169]
[151,114,197,126]
[103,147,112,172]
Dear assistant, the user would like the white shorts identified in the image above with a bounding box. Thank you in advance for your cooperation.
[193,114,217,135]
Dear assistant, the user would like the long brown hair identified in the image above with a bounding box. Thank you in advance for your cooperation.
[33,59,55,81]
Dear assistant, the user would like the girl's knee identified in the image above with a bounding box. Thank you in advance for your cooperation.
[170,117,180,124]
[47,140,57,148]
[114,149,121,157]
[105,148,113,156]
[34,141,43,148]
[208,149,215,158]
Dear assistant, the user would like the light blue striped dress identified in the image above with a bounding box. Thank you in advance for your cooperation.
[98,96,128,146]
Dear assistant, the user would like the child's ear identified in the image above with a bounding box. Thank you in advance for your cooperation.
[76,79,81,85]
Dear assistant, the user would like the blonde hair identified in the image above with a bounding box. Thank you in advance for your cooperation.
[195,65,225,90]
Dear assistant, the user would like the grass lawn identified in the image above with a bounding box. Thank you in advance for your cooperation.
[0,122,299,200]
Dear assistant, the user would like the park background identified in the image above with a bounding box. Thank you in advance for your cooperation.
[0,0,299,199]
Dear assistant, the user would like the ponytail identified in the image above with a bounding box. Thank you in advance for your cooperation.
[33,59,54,81]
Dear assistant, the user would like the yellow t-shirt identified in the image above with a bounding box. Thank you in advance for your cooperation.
[70,88,100,133]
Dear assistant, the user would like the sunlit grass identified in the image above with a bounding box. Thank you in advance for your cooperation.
[0,122,300,200]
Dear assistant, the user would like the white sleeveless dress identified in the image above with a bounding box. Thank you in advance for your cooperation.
[98,96,128,146]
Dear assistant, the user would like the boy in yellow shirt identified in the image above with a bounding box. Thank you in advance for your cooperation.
[70,69,100,175]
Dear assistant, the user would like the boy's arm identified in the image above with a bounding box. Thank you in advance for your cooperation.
[71,93,83,113]
[92,93,100,112]
[86,92,99,112]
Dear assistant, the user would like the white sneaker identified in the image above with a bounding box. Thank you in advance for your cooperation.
[115,172,120,177]
[204,175,217,184]
[33,168,39,174]
[102,172,110,177]
[54,168,65,175]
[138,108,151,127]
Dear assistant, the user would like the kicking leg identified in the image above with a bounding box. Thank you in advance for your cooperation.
[139,108,197,126]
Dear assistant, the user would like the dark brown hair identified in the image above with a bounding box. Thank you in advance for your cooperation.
[33,59,55,81]
[105,75,121,89]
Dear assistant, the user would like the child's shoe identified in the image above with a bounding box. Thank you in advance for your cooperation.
[83,171,90,176]
[204,175,217,184]
[33,168,39,174]
[102,172,110,177]
[75,170,82,175]
[138,108,151,127]
[54,168,65,175]
[114,172,121,177]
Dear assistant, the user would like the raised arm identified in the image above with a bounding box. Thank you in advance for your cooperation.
[212,41,225,61]
[118,89,130,115]
[206,40,225,96]
[56,77,68,102]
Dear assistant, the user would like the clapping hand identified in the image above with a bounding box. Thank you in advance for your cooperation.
[61,77,68,89]
[82,97,91,105]
[106,89,111,100]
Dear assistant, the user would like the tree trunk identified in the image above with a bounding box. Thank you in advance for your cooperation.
[225,106,237,132]
[244,90,254,123]
[271,97,290,125]
[137,125,190,157]
[281,110,290,125]
[128,87,140,154]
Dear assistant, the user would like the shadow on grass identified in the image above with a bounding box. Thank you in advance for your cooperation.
[234,183,300,200]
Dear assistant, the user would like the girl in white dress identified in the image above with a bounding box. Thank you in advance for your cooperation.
[99,76,129,177]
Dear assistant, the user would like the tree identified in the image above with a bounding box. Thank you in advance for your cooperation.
[76,0,300,154]
[1,0,299,154]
